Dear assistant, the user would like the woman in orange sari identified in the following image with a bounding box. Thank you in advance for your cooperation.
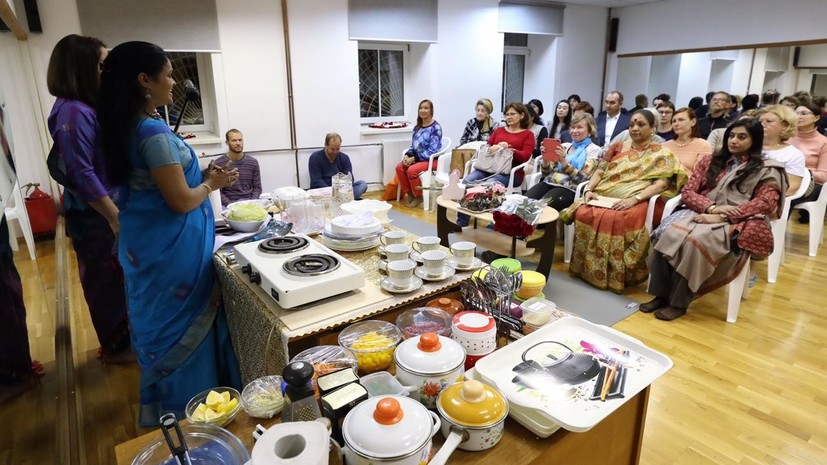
[562,110,687,293]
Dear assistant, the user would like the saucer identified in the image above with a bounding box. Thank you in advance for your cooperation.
[380,276,424,294]
[409,250,424,263]
[415,265,456,282]
[447,256,485,271]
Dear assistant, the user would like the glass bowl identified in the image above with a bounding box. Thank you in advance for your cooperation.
[130,423,249,465]
[338,320,402,374]
[241,375,284,419]
[185,387,242,428]
[396,307,453,340]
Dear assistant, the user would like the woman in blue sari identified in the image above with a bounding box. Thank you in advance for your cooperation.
[98,42,241,426]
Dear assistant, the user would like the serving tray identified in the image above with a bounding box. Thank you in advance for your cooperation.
[474,316,672,433]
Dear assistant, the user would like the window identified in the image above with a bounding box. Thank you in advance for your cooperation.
[358,43,407,122]
[502,34,529,109]
[156,52,216,134]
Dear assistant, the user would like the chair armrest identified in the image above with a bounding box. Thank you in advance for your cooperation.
[662,194,683,218]
[508,160,531,188]
[573,181,589,198]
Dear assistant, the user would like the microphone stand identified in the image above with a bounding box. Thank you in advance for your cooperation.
[172,99,191,135]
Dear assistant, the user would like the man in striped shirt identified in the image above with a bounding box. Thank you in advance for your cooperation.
[214,129,262,206]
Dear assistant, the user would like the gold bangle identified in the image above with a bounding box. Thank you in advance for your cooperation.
[707,205,717,213]
[201,183,213,193]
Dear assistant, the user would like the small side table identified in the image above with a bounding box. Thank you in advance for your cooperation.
[435,195,559,277]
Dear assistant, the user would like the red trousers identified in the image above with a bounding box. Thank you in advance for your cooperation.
[395,160,436,198]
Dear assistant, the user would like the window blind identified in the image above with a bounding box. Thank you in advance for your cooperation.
[348,0,438,43]
[498,1,564,36]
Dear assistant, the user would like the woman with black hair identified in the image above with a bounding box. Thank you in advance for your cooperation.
[46,34,133,363]
[547,99,572,140]
[528,99,545,126]
[98,41,241,425]
[643,119,788,320]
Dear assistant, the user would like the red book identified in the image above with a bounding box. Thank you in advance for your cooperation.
[542,138,561,163]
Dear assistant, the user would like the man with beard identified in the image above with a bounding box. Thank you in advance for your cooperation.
[214,128,262,206]
[697,92,735,139]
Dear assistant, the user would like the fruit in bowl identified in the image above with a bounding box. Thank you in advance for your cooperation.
[338,320,402,375]
[186,387,242,427]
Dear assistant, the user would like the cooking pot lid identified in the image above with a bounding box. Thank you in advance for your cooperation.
[438,380,508,427]
[394,333,465,374]
[342,396,433,459]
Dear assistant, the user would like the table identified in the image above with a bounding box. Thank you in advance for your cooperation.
[214,226,473,385]
[435,195,559,277]
[115,386,650,465]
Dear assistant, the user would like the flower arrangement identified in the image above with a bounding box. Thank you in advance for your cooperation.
[458,182,506,212]
[493,197,544,238]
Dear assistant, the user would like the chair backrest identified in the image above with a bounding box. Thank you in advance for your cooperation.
[782,169,811,216]
[437,136,452,156]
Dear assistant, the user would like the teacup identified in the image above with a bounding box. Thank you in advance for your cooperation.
[450,241,476,266]
[412,236,441,253]
[380,230,406,246]
[387,259,417,289]
[421,250,448,276]
[384,243,413,262]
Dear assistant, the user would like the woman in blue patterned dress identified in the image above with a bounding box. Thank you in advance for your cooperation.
[98,41,241,426]
[395,99,444,208]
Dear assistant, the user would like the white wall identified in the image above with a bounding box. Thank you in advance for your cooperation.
[613,0,827,55]
[555,4,607,107]
[614,55,650,108]
[676,52,711,107]
[798,44,827,68]
[647,55,679,102]
[523,34,559,121]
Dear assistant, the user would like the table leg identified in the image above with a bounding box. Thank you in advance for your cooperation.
[527,218,557,277]
[437,204,462,248]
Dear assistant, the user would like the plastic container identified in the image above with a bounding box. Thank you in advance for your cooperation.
[359,371,409,398]
[396,307,453,340]
[516,270,546,299]
[338,320,402,375]
[241,375,284,419]
[490,258,521,273]
[451,311,496,370]
[425,297,464,315]
[520,297,556,327]
[131,423,249,465]
[291,345,359,397]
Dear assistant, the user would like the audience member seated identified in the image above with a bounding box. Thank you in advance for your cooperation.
[608,109,665,146]
[459,98,495,146]
[546,99,572,140]
[655,101,675,141]
[761,89,780,108]
[708,110,758,153]
[695,91,715,120]
[779,95,800,110]
[396,99,443,208]
[596,91,631,147]
[687,96,704,114]
[698,92,735,139]
[528,99,545,127]
[741,94,760,112]
[788,101,827,223]
[652,93,671,108]
[759,105,806,195]
[630,94,648,113]
[568,94,581,109]
[525,113,601,211]
[526,104,548,159]
[561,110,686,293]
[456,102,535,227]
[663,108,712,173]
[644,119,787,320]
[309,132,367,200]
[561,101,595,143]
[214,129,261,206]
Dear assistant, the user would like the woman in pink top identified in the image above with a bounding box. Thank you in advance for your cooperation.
[663,108,712,173]
[789,101,827,223]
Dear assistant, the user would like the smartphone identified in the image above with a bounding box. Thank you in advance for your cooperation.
[542,138,562,163]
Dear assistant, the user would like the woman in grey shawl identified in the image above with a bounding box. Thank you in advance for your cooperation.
[642,118,787,321]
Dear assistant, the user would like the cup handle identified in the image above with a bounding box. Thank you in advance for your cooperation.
[412,242,420,253]
[379,260,387,271]
[380,237,387,246]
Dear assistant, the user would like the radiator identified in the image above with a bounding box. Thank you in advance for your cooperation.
[381,139,410,184]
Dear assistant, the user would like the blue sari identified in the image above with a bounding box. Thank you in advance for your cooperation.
[119,118,241,426]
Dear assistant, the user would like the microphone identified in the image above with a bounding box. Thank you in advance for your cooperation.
[183,79,200,101]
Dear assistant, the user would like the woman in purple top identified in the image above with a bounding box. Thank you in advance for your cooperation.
[395,99,443,208]
[46,35,132,362]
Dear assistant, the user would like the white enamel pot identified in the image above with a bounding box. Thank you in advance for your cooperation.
[393,333,466,409]
[341,396,441,465]
[428,380,509,465]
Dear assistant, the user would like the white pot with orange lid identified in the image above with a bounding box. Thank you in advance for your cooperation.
[394,333,466,409]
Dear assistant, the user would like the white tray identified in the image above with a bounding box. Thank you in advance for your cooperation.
[474,316,672,433]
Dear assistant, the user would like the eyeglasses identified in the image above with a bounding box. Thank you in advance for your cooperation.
[504,112,519,117]
[795,111,815,116]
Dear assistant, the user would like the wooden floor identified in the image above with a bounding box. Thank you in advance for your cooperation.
[2,196,825,464]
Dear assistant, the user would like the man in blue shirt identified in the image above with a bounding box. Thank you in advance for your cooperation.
[308,133,367,200]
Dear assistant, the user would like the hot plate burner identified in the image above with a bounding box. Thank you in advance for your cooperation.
[258,236,309,254]
[283,254,341,277]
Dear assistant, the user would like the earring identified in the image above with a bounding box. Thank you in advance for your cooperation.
[145,92,151,100]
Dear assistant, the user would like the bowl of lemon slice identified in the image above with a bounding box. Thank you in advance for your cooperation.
[185,387,242,427]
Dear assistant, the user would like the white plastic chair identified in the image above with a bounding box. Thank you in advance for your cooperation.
[4,181,36,260]
[433,141,485,187]
[767,169,811,283]
[397,136,451,210]
[791,177,826,257]
[655,193,749,323]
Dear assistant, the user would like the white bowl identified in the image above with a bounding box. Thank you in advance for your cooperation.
[341,200,393,223]
[227,199,272,210]
[222,211,266,232]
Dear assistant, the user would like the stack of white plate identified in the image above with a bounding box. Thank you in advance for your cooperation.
[321,214,383,251]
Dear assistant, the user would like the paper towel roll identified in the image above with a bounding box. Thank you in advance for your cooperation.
[209,189,223,218]
[251,421,329,465]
